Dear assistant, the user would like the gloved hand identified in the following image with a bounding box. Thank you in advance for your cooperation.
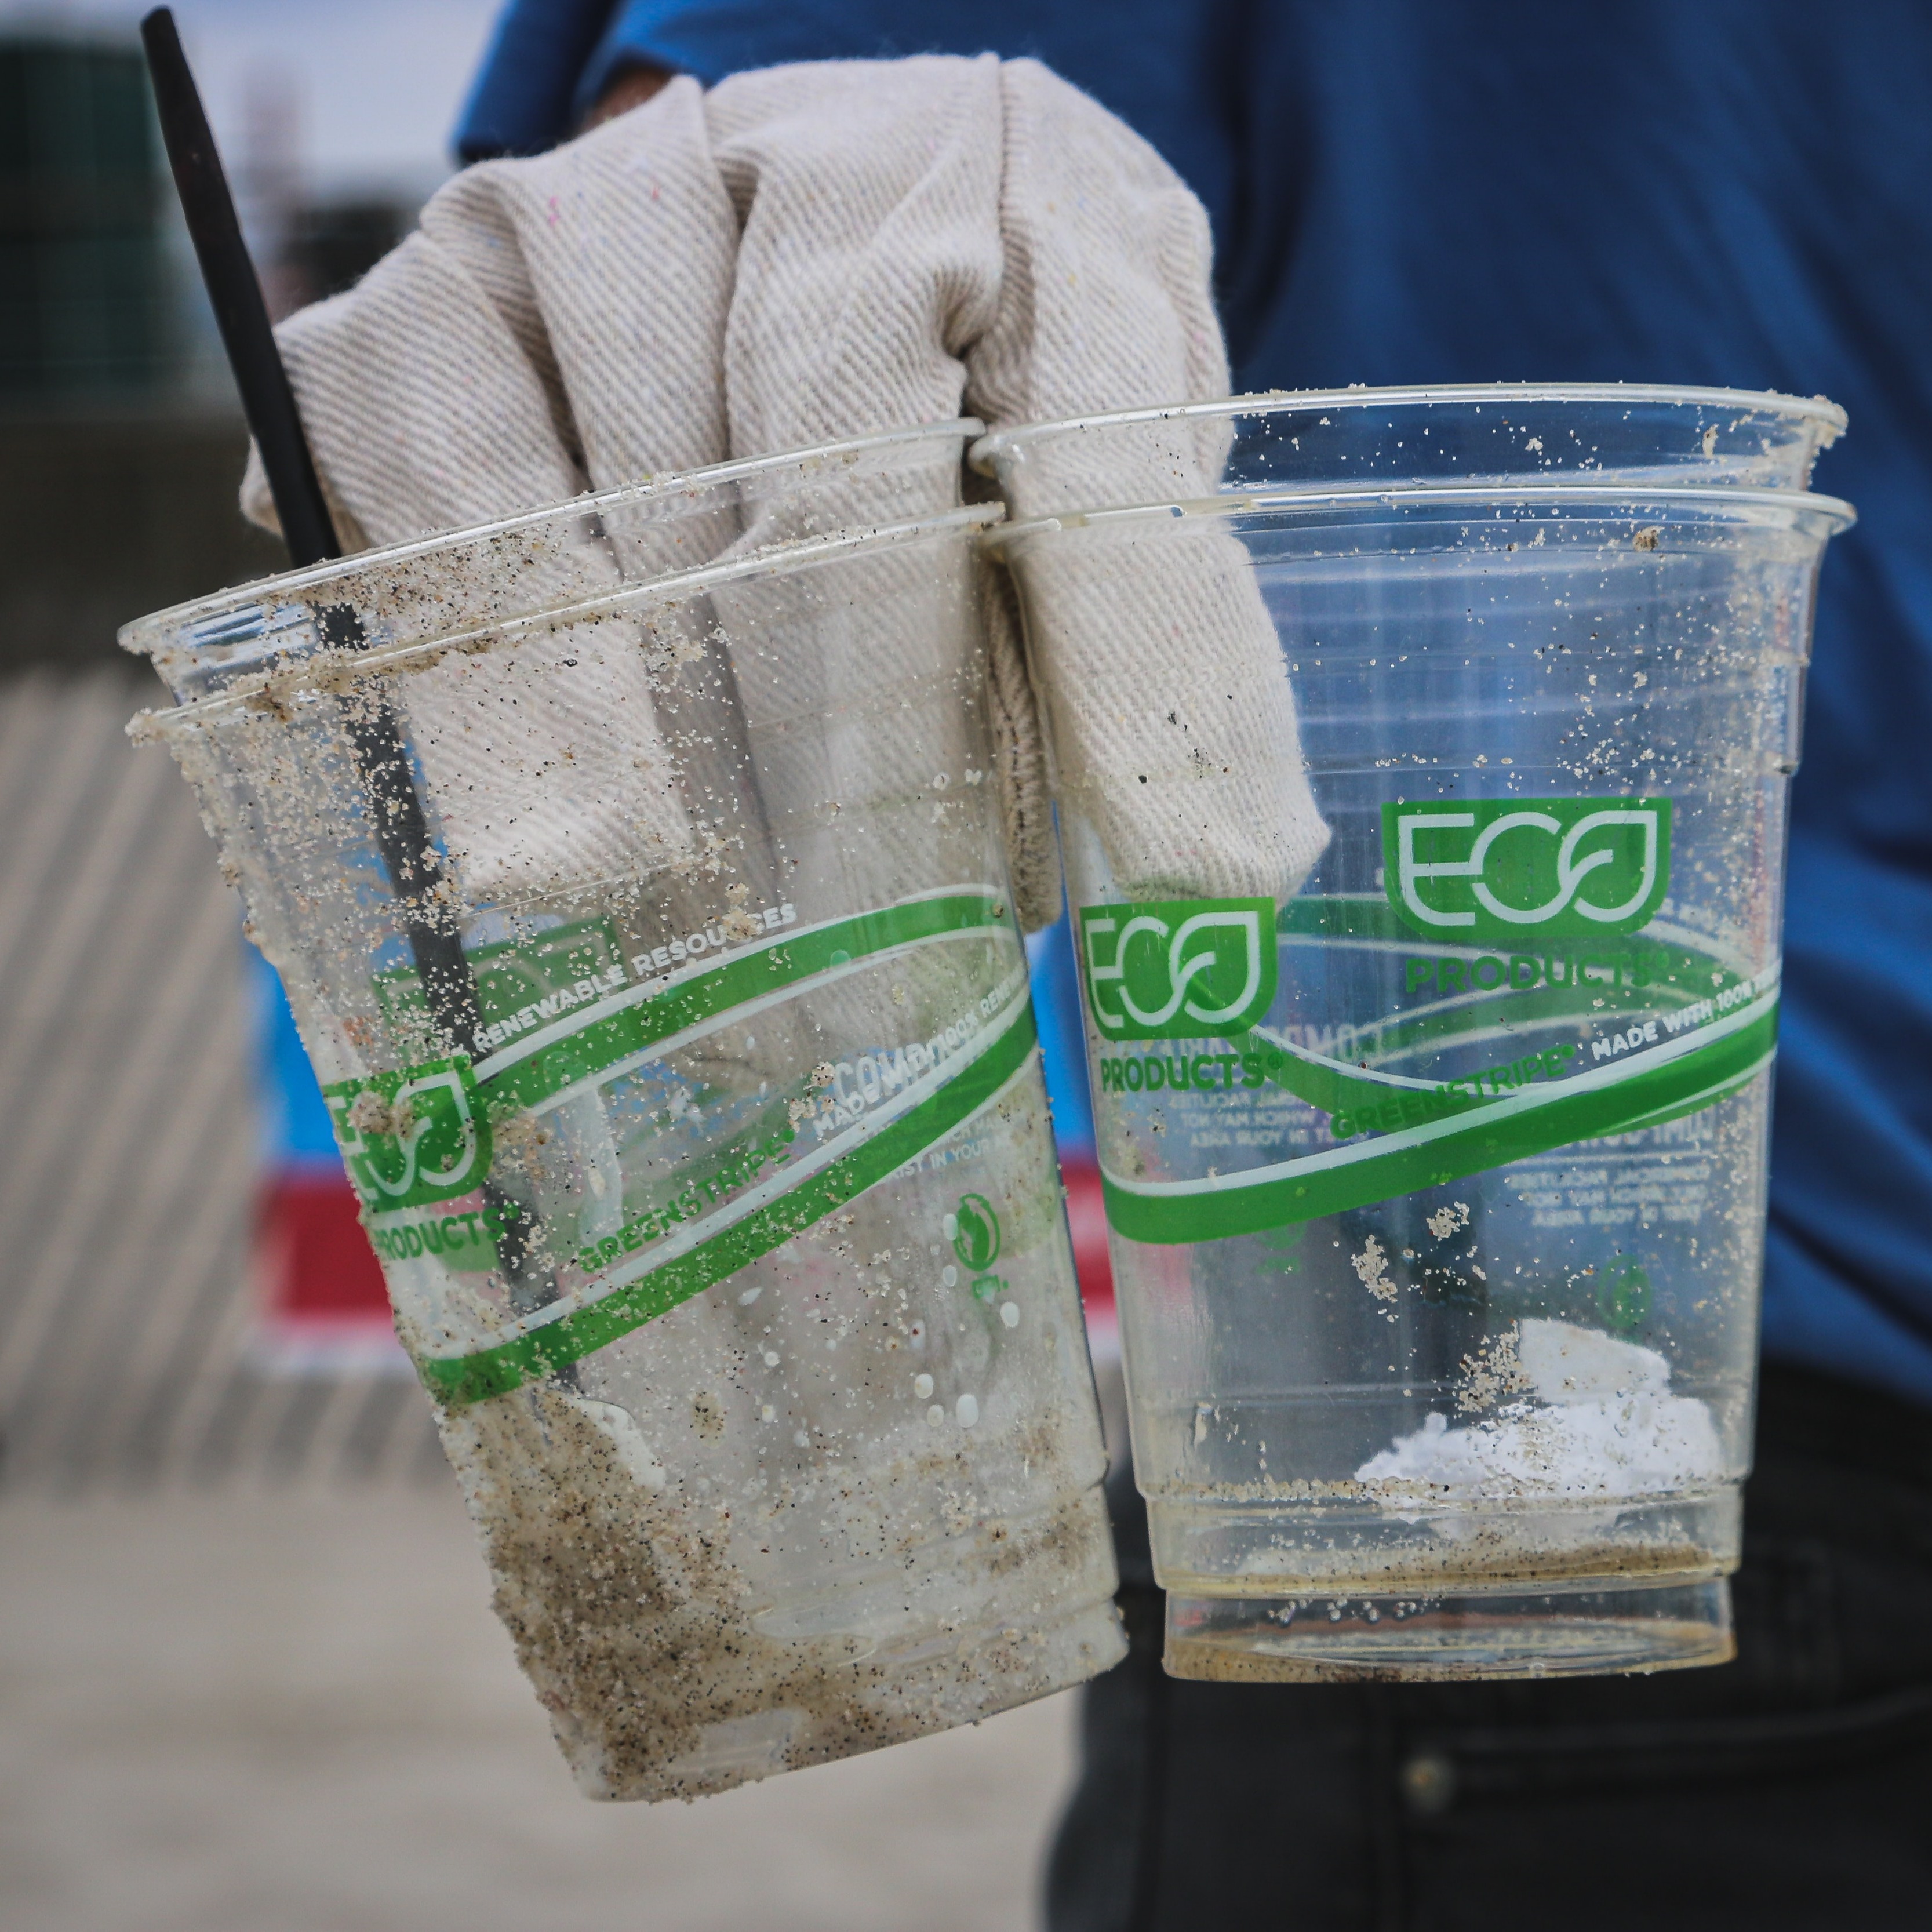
[243,55,1327,928]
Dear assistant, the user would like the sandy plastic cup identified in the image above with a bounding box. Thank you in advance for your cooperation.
[122,423,1123,1798]
[976,385,1854,1681]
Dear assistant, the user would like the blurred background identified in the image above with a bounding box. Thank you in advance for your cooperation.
[0,5,1109,1926]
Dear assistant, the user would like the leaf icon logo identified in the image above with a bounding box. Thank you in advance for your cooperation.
[951,1193,1002,1272]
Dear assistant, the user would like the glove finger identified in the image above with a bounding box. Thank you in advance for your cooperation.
[241,191,694,904]
[966,62,1329,908]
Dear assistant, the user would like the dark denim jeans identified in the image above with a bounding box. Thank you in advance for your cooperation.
[1047,1365,1932,1932]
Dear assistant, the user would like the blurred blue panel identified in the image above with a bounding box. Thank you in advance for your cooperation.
[1026,914,1094,1158]
[248,944,342,1170]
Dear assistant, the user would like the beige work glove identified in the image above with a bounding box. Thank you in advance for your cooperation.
[243,56,1327,927]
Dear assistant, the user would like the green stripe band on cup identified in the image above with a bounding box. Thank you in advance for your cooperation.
[419,993,1039,1406]
[476,887,1012,1115]
[1101,993,1777,1246]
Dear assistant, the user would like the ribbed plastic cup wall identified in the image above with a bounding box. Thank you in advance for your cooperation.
[123,423,1122,1796]
[977,387,1853,1680]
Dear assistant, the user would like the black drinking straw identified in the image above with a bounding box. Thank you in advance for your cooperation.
[141,9,545,1297]
[140,9,338,567]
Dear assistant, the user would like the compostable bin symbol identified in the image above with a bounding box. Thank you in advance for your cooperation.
[951,1194,1002,1271]
[1598,1260,1653,1333]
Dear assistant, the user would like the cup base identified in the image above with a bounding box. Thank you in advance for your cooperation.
[1163,1576,1734,1683]
[610,1592,1127,1801]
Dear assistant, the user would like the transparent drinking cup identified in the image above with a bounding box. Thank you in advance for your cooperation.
[978,386,1853,1680]
[123,424,1122,1796]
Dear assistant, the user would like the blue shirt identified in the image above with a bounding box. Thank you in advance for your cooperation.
[457,0,1932,1410]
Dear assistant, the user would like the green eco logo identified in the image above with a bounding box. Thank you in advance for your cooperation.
[1079,898,1278,1042]
[323,1058,491,1213]
[950,1193,1002,1271]
[1382,799,1671,942]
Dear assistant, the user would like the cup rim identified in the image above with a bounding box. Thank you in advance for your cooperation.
[968,383,1847,475]
[132,500,1006,741]
[980,479,1858,547]
[121,418,986,656]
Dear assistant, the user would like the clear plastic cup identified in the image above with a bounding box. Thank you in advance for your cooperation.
[122,423,1122,1796]
[977,386,1853,1681]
